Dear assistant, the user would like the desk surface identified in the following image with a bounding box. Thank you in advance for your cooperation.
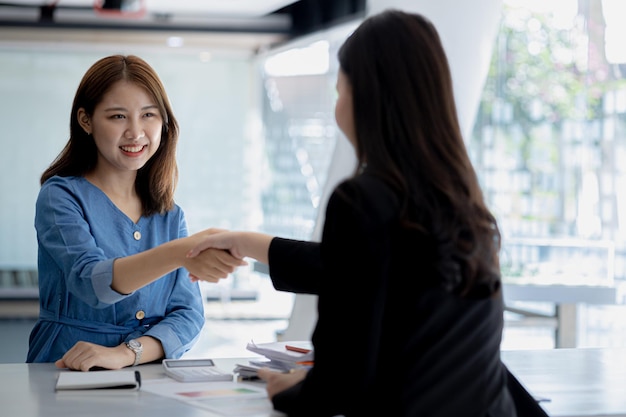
[1,350,625,417]
[503,282,617,304]
[0,357,284,417]
[501,347,626,417]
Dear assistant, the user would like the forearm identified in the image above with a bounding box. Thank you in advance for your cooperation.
[115,335,165,367]
[111,237,191,294]
[233,232,274,264]
[136,336,165,365]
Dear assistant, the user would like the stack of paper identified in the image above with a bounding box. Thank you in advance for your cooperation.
[233,362,269,380]
[233,340,314,379]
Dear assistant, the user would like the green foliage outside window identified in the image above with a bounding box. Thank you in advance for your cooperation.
[471,1,626,280]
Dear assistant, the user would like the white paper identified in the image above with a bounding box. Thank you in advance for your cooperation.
[142,378,271,416]
[246,340,313,363]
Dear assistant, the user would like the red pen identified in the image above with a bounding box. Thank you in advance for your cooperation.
[285,344,312,354]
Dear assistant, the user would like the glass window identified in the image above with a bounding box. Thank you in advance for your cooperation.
[471,0,626,288]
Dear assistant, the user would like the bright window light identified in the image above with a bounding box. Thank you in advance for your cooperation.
[603,0,626,63]
[263,40,329,77]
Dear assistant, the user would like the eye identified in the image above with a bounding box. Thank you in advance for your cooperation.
[110,114,125,120]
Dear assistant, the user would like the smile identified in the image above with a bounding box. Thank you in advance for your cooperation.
[120,145,146,153]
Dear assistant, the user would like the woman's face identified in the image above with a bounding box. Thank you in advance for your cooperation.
[78,80,163,175]
[335,69,356,147]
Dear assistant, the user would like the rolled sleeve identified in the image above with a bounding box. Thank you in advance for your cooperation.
[91,259,130,304]
[146,323,194,359]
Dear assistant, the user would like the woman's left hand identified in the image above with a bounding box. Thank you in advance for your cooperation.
[257,367,308,399]
[55,341,132,371]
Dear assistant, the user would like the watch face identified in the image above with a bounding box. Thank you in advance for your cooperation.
[128,339,142,350]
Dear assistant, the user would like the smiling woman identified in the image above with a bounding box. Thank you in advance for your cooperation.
[0,38,291,335]
[26,54,244,370]
[77,80,165,217]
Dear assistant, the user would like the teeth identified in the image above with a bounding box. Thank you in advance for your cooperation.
[121,145,144,153]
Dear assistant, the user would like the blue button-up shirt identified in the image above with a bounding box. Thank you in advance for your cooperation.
[27,176,204,363]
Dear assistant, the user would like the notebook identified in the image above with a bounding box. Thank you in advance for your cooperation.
[55,369,141,391]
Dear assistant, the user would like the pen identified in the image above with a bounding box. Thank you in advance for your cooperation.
[285,345,312,354]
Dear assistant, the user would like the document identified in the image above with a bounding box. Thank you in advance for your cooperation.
[141,378,271,416]
[234,340,314,378]
[55,369,141,391]
[246,340,313,363]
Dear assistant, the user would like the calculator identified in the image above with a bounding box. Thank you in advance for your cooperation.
[162,359,234,382]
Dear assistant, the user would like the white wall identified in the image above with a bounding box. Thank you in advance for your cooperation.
[0,46,255,269]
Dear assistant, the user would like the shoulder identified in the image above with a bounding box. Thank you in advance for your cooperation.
[35,177,89,224]
[40,175,95,194]
[152,203,186,231]
[41,175,80,189]
[332,173,390,200]
[329,173,400,222]
[161,202,184,220]
[172,203,184,215]
[38,175,86,202]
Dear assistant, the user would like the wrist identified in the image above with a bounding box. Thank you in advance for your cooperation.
[125,339,143,367]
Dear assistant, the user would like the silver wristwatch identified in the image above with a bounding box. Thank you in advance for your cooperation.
[125,339,143,367]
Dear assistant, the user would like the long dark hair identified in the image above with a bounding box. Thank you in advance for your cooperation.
[337,9,501,296]
[40,54,180,216]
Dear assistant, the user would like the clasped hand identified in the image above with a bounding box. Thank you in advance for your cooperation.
[184,229,247,282]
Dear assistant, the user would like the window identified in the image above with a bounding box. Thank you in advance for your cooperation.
[474,0,626,349]
[471,0,626,288]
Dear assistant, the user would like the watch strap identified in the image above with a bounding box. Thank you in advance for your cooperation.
[125,340,143,367]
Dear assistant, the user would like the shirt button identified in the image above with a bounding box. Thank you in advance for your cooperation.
[133,231,141,240]
[135,310,145,320]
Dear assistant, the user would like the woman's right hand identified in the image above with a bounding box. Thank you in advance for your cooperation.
[184,246,246,282]
[183,229,247,282]
[186,230,273,267]
[258,367,308,399]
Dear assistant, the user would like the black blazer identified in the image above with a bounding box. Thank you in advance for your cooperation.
[267,173,549,417]
[506,368,550,417]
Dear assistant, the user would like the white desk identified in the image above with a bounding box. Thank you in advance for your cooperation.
[0,358,284,417]
[2,350,626,417]
[501,237,618,349]
[501,347,626,417]
[503,282,617,348]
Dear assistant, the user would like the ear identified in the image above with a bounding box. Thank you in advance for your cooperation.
[77,108,91,135]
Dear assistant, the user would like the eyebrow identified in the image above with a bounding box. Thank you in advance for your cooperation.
[103,104,159,112]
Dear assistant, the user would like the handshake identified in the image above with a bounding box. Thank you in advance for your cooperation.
[183,230,272,283]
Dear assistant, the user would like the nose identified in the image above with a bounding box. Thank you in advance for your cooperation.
[125,118,146,140]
